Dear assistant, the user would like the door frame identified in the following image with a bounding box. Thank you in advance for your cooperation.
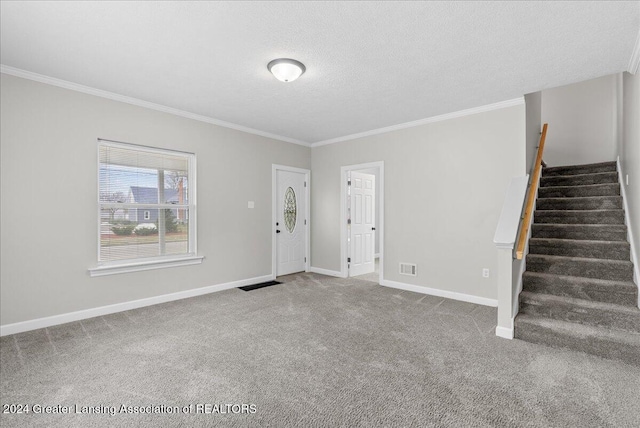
[272,164,311,279]
[340,161,384,282]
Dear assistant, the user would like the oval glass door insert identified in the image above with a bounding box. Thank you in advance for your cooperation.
[284,187,297,233]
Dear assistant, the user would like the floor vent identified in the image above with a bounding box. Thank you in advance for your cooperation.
[399,263,417,276]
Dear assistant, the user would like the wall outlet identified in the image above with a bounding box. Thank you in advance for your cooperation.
[248,201,255,209]
[482,268,490,278]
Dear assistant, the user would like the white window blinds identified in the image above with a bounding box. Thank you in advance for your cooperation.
[98,141,195,263]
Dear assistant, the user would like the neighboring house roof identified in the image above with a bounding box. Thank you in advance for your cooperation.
[129,186,180,204]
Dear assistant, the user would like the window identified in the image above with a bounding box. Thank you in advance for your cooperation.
[90,140,201,276]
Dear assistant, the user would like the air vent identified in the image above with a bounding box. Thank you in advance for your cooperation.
[399,263,417,276]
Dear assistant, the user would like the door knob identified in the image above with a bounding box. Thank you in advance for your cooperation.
[371,227,376,231]
[276,230,281,234]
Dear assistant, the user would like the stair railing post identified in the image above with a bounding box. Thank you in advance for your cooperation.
[496,246,515,338]
[494,175,530,339]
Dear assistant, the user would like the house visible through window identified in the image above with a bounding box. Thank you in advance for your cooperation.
[98,140,196,264]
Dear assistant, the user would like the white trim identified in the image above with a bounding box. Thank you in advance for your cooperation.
[381,279,498,307]
[309,267,346,278]
[616,157,640,303]
[2,65,526,149]
[495,324,514,340]
[340,162,385,284]
[628,27,640,74]
[0,65,310,147]
[312,97,525,147]
[272,164,311,278]
[0,274,272,336]
[88,255,204,277]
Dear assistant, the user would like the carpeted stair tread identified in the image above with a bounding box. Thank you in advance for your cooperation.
[522,272,638,307]
[540,171,618,187]
[514,313,640,366]
[519,291,640,333]
[526,254,634,281]
[517,160,639,363]
[528,237,630,261]
[536,196,622,210]
[542,161,617,177]
[531,224,628,241]
[534,209,625,224]
[538,183,620,198]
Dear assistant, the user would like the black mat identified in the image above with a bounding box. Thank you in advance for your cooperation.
[238,280,282,292]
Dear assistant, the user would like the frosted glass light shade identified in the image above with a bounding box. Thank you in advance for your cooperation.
[268,58,306,82]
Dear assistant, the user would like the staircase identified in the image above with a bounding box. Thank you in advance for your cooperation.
[514,161,640,365]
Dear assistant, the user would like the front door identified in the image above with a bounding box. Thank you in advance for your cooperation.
[349,171,375,276]
[276,170,306,276]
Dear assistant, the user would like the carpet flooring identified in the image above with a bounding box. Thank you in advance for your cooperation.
[516,161,640,363]
[1,272,639,427]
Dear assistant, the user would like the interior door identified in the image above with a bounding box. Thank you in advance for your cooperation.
[276,170,306,276]
[349,171,375,276]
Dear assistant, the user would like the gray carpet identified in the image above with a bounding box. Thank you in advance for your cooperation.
[1,272,639,427]
[516,161,640,362]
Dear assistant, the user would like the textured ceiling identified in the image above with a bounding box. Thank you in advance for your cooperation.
[1,1,639,145]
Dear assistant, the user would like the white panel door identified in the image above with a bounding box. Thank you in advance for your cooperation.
[349,171,375,276]
[276,170,306,276]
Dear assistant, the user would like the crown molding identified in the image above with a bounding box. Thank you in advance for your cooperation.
[2,64,526,149]
[0,65,311,147]
[310,97,525,147]
[628,27,640,74]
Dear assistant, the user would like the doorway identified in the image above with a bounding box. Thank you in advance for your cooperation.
[340,162,384,283]
[272,165,310,277]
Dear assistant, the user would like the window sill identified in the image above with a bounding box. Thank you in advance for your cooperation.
[89,255,204,277]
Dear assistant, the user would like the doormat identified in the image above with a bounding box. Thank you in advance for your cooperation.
[238,280,282,292]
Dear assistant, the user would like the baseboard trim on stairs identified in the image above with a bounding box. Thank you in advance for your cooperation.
[617,157,640,305]
[309,267,346,278]
[381,279,498,307]
[0,274,274,337]
[495,323,514,339]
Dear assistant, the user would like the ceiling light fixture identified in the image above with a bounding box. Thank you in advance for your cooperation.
[267,58,306,82]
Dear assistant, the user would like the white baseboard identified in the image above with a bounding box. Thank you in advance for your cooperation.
[495,325,514,339]
[0,274,273,337]
[309,266,346,278]
[617,157,640,305]
[380,279,498,307]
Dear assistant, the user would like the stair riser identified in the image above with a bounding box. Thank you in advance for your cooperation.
[542,163,617,177]
[514,319,640,366]
[519,300,640,333]
[534,211,625,224]
[522,279,638,307]
[529,242,630,261]
[537,197,622,210]
[540,173,618,187]
[531,225,627,241]
[526,257,634,281]
[538,184,619,198]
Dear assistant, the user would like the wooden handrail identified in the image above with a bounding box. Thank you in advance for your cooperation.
[516,123,548,259]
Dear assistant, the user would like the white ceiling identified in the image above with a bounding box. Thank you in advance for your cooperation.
[1,1,639,146]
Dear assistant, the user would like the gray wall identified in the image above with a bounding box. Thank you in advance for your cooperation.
[619,71,640,281]
[525,92,542,173]
[0,74,310,325]
[541,75,618,166]
[311,105,525,301]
